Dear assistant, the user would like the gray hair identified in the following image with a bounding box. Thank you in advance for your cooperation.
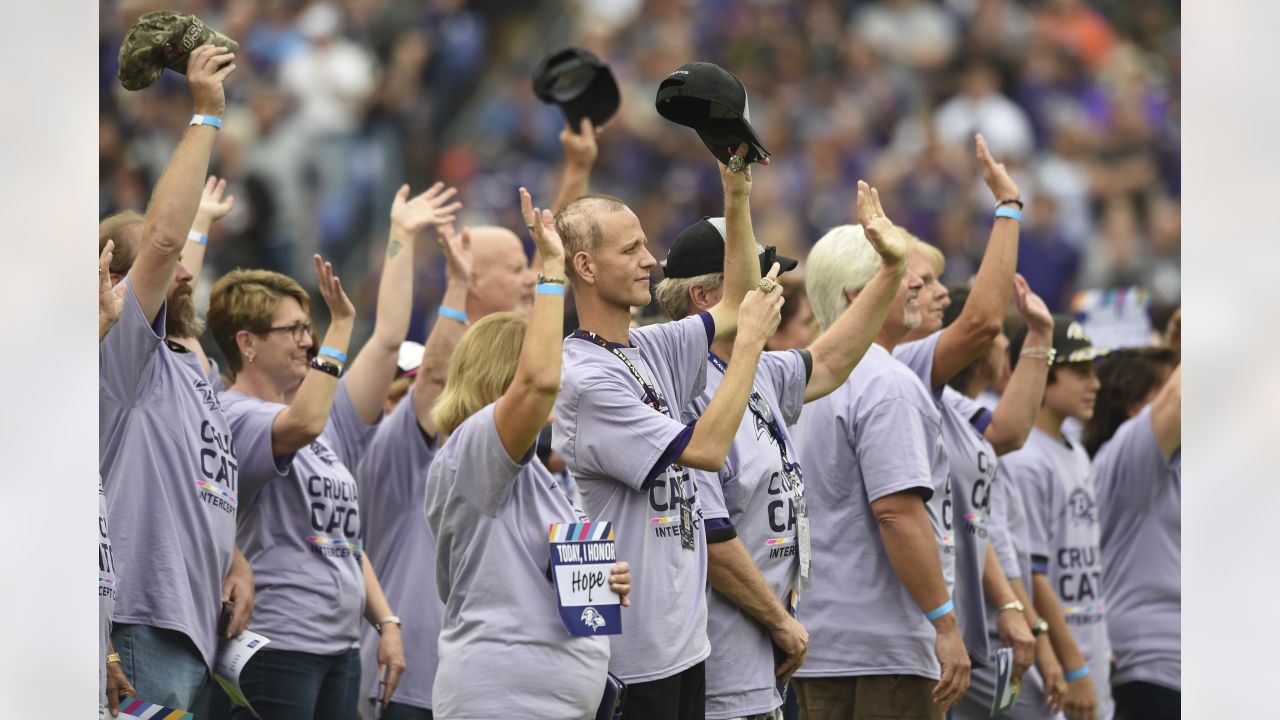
[805,224,885,330]
[654,272,724,320]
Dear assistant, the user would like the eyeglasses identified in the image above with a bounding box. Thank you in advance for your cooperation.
[263,321,313,343]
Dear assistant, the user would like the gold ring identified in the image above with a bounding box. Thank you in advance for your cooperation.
[758,277,778,293]
[525,224,535,230]
[728,155,746,173]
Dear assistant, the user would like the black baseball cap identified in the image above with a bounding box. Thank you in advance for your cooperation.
[1010,314,1108,367]
[532,47,620,128]
[662,217,798,279]
[655,62,771,166]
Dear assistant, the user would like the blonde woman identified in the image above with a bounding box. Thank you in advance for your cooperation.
[424,189,632,720]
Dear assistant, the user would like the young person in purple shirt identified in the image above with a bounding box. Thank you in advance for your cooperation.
[98,47,257,711]
[1084,348,1181,720]
[654,182,910,720]
[1002,318,1112,720]
[424,188,632,720]
[552,146,782,720]
[206,183,459,718]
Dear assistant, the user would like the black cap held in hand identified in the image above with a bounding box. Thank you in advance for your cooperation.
[662,217,798,279]
[1010,314,1108,367]
[532,47,621,128]
[655,62,771,166]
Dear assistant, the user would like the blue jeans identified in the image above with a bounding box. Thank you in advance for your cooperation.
[110,623,209,711]
[380,701,434,719]
[232,647,361,720]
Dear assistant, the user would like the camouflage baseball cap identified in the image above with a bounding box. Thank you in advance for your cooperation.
[118,10,239,91]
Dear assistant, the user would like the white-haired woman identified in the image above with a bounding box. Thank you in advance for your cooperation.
[424,189,632,720]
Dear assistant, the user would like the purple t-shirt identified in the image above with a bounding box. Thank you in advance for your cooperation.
[99,476,116,707]
[893,332,957,592]
[425,403,609,720]
[99,283,242,667]
[791,343,943,679]
[221,380,376,655]
[939,387,1000,663]
[1003,428,1114,719]
[693,350,807,719]
[1093,405,1180,691]
[357,389,443,709]
[552,313,714,683]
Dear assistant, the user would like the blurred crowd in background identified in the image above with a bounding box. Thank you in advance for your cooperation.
[99,0,1180,348]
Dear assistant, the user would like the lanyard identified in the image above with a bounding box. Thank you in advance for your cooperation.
[706,352,801,479]
[571,330,671,417]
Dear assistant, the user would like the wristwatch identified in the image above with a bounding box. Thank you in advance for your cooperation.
[1031,618,1050,637]
[998,600,1024,614]
[375,615,402,632]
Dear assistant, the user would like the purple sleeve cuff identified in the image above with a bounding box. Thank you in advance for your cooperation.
[697,311,714,345]
[969,407,994,434]
[705,517,737,543]
[643,421,696,489]
[1030,556,1050,575]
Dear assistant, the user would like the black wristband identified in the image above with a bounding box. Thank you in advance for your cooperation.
[310,357,342,378]
[995,197,1024,210]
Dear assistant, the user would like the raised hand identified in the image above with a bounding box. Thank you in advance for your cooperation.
[314,254,355,322]
[737,262,785,348]
[439,225,473,285]
[187,44,236,117]
[194,175,236,230]
[719,143,769,197]
[390,182,463,237]
[856,180,909,267]
[519,187,566,263]
[561,117,602,168]
[975,133,1019,203]
[99,240,127,340]
[1012,273,1053,335]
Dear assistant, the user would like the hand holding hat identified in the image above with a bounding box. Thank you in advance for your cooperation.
[656,62,772,168]
[118,10,239,91]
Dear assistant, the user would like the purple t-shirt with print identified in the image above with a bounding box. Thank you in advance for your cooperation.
[791,343,943,679]
[1093,405,1180,691]
[357,388,443,710]
[893,332,957,592]
[693,350,807,719]
[99,282,243,667]
[1003,428,1114,719]
[221,380,376,655]
[552,312,714,684]
[426,403,610,720]
[99,476,116,707]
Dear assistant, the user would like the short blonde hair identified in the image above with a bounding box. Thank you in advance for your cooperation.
[207,269,311,378]
[654,272,723,320]
[432,312,528,436]
[806,224,884,330]
[98,210,145,275]
[907,231,945,275]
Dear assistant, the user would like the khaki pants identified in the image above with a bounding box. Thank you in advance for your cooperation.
[795,675,945,720]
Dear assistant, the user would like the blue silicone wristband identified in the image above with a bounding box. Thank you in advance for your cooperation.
[995,206,1022,222]
[925,599,954,621]
[318,346,347,364]
[187,230,208,246]
[1064,665,1091,682]
[536,283,566,297]
[190,114,223,129]
[438,306,468,324]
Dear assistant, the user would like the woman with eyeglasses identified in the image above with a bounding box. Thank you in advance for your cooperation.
[206,184,460,719]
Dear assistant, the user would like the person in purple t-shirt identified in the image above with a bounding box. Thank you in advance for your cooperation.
[654,181,910,720]
[1084,348,1181,719]
[206,183,460,718]
[552,146,782,720]
[98,47,257,712]
[424,188,633,720]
